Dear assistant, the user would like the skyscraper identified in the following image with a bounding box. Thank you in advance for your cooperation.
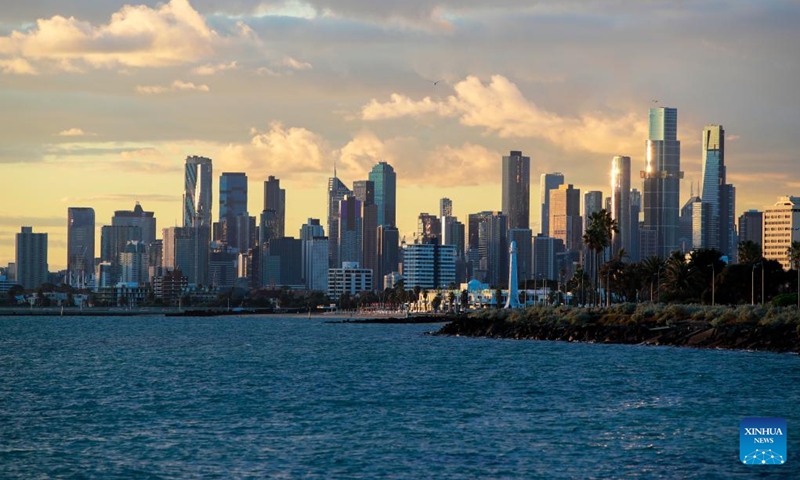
[611,156,631,256]
[263,175,285,239]
[112,202,156,246]
[368,162,396,227]
[502,151,531,230]
[699,125,736,257]
[15,226,48,290]
[540,173,564,236]
[584,191,603,232]
[338,195,363,266]
[479,212,508,287]
[184,156,212,228]
[67,207,95,286]
[549,184,582,251]
[327,174,352,268]
[763,196,800,270]
[440,198,453,218]
[354,180,378,276]
[738,210,763,246]
[642,107,682,258]
[418,213,441,243]
[219,172,248,249]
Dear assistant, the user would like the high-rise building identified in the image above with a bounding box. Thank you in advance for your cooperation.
[100,225,142,284]
[401,243,457,289]
[219,172,248,249]
[629,189,642,262]
[338,195,363,266]
[120,241,149,285]
[642,107,683,258]
[697,125,736,257]
[540,173,564,236]
[502,151,531,230]
[327,174,353,268]
[738,210,763,246]
[584,191,603,232]
[763,197,800,270]
[611,156,631,256]
[479,212,508,287]
[328,262,372,299]
[112,202,156,245]
[354,180,378,277]
[67,207,95,286]
[184,156,212,229]
[533,235,565,281]
[417,213,441,243]
[550,184,582,251]
[377,225,399,286]
[509,228,532,283]
[303,235,329,291]
[162,226,208,285]
[369,162,396,227]
[263,175,285,239]
[15,226,48,290]
[440,198,453,218]
[442,216,465,256]
[263,237,303,288]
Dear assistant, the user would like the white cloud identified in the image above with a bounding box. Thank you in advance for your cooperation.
[55,128,96,137]
[281,56,313,71]
[191,60,238,75]
[136,79,210,94]
[0,0,222,72]
[0,58,37,75]
[361,74,648,156]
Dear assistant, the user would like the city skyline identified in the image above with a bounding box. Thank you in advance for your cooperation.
[2,0,800,269]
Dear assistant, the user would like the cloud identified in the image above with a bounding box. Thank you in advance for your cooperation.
[191,60,238,75]
[727,134,741,142]
[136,80,210,94]
[0,214,65,228]
[0,0,222,72]
[55,128,96,137]
[362,74,647,156]
[0,58,37,75]
[281,56,312,71]
[59,193,180,204]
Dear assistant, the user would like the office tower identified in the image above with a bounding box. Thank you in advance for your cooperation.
[549,184,582,251]
[611,156,631,256]
[502,151,531,230]
[338,195,363,266]
[401,243,457,289]
[354,180,378,277]
[533,235,565,281]
[300,218,327,291]
[467,211,492,280]
[119,241,149,285]
[67,207,95,286]
[368,162,396,227]
[509,228,532,283]
[219,172,248,249]
[540,173,564,236]
[479,212,508,287]
[629,189,642,262]
[162,226,208,285]
[328,263,372,299]
[584,191,603,232]
[680,193,701,253]
[263,175,285,238]
[738,210,763,245]
[15,226,48,290]
[112,202,156,245]
[696,124,736,257]
[300,218,325,241]
[642,107,683,257]
[440,198,453,218]
[184,156,212,228]
[209,244,238,289]
[442,217,466,256]
[763,197,800,270]
[328,174,353,268]
[377,225,399,286]
[418,213,441,243]
[263,237,302,287]
[101,225,142,284]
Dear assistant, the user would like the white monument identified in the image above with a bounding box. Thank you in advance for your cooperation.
[504,241,521,308]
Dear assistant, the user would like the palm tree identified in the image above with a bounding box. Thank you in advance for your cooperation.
[583,209,618,306]
[788,241,800,309]
[738,240,762,265]
[641,256,665,302]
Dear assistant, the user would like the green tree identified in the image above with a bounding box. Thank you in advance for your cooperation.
[583,209,618,305]
[788,241,800,309]
[641,256,665,302]
[738,240,762,265]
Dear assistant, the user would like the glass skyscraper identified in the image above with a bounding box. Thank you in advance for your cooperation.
[67,207,95,286]
[699,125,735,256]
[611,156,631,256]
[368,162,396,227]
[184,156,212,229]
[502,151,531,230]
[219,172,248,249]
[642,107,682,258]
[540,173,564,236]
[327,174,353,268]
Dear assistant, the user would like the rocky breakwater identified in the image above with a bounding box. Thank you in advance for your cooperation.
[435,304,800,354]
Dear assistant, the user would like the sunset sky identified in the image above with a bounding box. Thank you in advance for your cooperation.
[1,0,799,271]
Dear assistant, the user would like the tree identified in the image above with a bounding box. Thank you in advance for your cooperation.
[583,209,618,305]
[738,240,762,265]
[788,241,800,309]
[641,256,665,302]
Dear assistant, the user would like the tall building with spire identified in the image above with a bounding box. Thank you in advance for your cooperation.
[368,162,396,227]
[183,156,212,229]
[611,156,631,256]
[502,151,531,230]
[540,173,564,236]
[642,107,683,258]
[698,125,735,257]
[328,171,353,268]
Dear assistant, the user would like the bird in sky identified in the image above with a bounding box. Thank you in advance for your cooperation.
[428,79,443,86]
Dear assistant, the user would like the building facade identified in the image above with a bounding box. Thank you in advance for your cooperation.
[328,262,373,299]
[368,162,396,227]
[67,207,95,286]
[550,184,582,252]
[763,196,800,270]
[739,210,763,246]
[184,156,212,229]
[112,202,156,246]
[327,175,353,268]
[401,243,457,290]
[15,226,48,290]
[502,150,531,230]
[611,156,631,256]
[540,172,564,236]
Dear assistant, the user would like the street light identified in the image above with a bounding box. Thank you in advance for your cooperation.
[711,263,715,306]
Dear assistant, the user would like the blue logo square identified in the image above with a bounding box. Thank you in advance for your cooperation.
[740,417,787,465]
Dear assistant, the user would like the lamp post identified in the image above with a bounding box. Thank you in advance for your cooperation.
[711,263,715,306]
[751,263,756,306]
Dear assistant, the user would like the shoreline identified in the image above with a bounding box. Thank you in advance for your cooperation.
[434,305,800,354]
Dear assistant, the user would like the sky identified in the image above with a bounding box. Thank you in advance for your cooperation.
[1,0,799,271]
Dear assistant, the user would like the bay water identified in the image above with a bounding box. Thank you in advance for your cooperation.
[1,315,798,478]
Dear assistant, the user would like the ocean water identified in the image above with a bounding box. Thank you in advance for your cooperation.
[1,315,798,479]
